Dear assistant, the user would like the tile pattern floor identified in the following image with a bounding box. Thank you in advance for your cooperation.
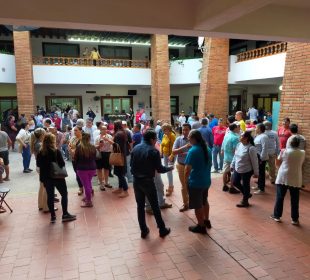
[0,152,310,279]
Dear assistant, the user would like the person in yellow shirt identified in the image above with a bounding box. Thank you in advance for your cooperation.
[89,47,101,66]
[235,111,246,132]
[160,123,176,196]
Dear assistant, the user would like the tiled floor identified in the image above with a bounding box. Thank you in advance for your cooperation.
[0,152,310,279]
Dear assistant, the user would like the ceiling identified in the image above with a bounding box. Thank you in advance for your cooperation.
[0,0,309,42]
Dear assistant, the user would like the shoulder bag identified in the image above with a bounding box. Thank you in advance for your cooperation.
[50,151,68,179]
[109,143,124,166]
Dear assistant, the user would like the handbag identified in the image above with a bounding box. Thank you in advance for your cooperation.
[50,161,68,179]
[109,143,124,166]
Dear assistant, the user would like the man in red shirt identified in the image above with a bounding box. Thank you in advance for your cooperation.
[278,117,292,150]
[53,114,61,131]
[212,118,227,172]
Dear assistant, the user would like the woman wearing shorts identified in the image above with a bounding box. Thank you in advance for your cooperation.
[185,129,212,234]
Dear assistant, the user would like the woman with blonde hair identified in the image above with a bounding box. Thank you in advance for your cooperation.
[74,132,97,207]
[160,123,176,196]
[36,133,76,223]
[30,128,49,212]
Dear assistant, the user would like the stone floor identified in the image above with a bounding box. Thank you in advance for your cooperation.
[0,151,309,280]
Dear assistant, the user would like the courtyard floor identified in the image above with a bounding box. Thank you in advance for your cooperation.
[0,151,309,280]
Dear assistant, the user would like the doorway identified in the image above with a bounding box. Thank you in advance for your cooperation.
[229,95,242,115]
[0,97,18,122]
[253,94,278,113]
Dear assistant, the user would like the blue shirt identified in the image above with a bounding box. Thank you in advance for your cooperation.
[172,135,190,164]
[185,145,212,188]
[209,118,218,129]
[132,131,142,147]
[198,126,214,148]
[222,131,240,162]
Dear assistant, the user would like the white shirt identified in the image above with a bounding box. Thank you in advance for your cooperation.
[254,133,269,161]
[95,134,113,152]
[276,148,305,188]
[178,116,186,126]
[83,125,97,144]
[286,134,306,150]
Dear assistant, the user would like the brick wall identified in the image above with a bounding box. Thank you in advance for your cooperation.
[151,35,171,123]
[198,38,229,119]
[13,31,36,118]
[280,42,310,185]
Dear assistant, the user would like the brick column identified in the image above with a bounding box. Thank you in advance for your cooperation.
[151,34,170,123]
[13,31,36,117]
[280,42,310,185]
[198,38,229,118]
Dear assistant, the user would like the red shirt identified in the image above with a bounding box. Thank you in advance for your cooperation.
[212,126,226,146]
[53,117,61,130]
[135,112,142,124]
[278,126,292,149]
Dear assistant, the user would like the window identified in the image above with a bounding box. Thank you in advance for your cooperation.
[98,46,132,59]
[169,49,180,59]
[45,96,82,115]
[101,97,133,115]
[193,96,199,113]
[253,94,278,113]
[0,97,17,122]
[43,43,80,57]
[170,96,179,115]
[0,40,14,54]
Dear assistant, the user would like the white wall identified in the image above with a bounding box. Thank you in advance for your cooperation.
[169,58,202,84]
[228,53,286,83]
[0,54,16,83]
[33,65,151,85]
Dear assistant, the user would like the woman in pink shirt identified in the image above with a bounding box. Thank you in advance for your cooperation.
[212,118,226,172]
[278,117,292,150]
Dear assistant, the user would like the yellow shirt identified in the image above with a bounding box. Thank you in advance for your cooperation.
[160,133,176,156]
[239,119,246,132]
[90,51,100,60]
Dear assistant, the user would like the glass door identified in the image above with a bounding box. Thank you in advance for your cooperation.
[101,96,133,116]
[0,97,18,122]
[45,96,82,115]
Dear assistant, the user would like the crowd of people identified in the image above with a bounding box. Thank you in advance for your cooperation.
[0,105,306,237]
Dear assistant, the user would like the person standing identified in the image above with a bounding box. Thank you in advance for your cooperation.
[68,126,84,195]
[60,112,73,132]
[208,113,218,129]
[86,107,96,120]
[89,47,101,66]
[247,106,258,121]
[178,111,187,127]
[231,131,259,207]
[132,123,142,147]
[185,130,212,234]
[6,115,17,151]
[235,111,246,132]
[253,123,269,194]
[191,116,201,129]
[83,118,96,145]
[130,129,172,239]
[264,121,280,184]
[212,118,226,173]
[172,123,191,212]
[278,117,292,150]
[198,118,214,148]
[16,122,32,173]
[160,123,176,196]
[221,123,241,194]
[75,133,97,207]
[36,133,76,223]
[286,124,306,150]
[270,136,305,225]
[95,126,113,190]
[112,120,129,198]
[0,129,12,181]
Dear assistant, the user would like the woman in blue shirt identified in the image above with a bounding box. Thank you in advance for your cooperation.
[185,129,212,234]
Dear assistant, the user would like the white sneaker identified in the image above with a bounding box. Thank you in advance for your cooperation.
[211,169,219,173]
[254,190,265,195]
[291,220,299,226]
[251,186,259,190]
[270,215,281,222]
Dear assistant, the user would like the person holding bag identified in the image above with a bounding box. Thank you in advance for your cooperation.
[75,133,97,207]
[112,120,129,198]
[36,133,76,223]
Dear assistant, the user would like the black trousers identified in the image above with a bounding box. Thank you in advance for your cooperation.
[72,161,83,188]
[43,178,68,218]
[133,177,166,233]
[258,154,266,191]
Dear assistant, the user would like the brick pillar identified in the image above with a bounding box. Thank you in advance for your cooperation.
[198,38,229,118]
[13,31,36,117]
[151,34,170,123]
[280,42,310,185]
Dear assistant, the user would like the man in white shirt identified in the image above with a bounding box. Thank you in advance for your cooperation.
[286,124,306,150]
[178,111,186,126]
[247,106,258,121]
[83,118,97,144]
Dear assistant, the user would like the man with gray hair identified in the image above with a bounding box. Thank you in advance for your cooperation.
[264,121,280,184]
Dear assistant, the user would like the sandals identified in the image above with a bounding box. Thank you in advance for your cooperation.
[81,201,93,208]
[165,186,174,197]
[77,188,83,196]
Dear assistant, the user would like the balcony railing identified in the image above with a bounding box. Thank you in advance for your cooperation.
[237,42,287,62]
[32,56,150,68]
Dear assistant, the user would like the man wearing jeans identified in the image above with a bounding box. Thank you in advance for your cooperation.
[172,123,191,212]
[131,129,173,239]
[211,119,226,173]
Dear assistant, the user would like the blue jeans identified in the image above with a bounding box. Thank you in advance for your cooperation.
[163,155,173,186]
[274,184,299,221]
[212,145,223,171]
[61,144,69,159]
[233,170,253,202]
[146,173,165,208]
[117,174,128,191]
[22,144,31,171]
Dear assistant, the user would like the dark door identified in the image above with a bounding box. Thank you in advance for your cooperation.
[229,95,241,115]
